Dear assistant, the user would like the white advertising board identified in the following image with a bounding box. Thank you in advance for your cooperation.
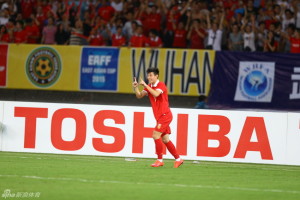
[0,101,298,165]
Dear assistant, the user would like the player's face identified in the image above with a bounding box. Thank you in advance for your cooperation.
[147,72,158,84]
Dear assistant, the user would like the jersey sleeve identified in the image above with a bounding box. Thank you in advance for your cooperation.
[156,82,166,94]
[142,86,149,95]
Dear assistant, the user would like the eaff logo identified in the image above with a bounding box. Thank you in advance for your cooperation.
[14,107,273,160]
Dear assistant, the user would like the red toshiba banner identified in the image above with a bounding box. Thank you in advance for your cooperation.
[0,44,8,87]
[0,101,299,165]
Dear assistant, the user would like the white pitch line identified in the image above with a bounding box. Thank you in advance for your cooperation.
[1,154,300,172]
[1,174,300,195]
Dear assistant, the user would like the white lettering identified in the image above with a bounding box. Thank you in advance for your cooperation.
[88,55,112,66]
[82,68,93,73]
[92,75,105,83]
[290,67,300,99]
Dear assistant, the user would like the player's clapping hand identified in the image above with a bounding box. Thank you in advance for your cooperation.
[132,77,138,88]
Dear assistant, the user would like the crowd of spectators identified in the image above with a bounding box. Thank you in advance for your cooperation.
[0,0,300,53]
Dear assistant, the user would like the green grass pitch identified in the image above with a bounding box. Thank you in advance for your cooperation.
[0,152,300,200]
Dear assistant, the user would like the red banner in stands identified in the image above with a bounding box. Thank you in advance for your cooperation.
[0,44,8,87]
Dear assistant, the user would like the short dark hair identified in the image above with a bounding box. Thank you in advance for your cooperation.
[146,68,159,76]
[149,29,158,36]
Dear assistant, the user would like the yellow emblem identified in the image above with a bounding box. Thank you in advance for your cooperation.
[157,124,162,129]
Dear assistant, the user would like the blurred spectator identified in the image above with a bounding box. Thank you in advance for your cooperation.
[161,5,180,48]
[264,31,278,52]
[281,23,295,52]
[14,20,28,43]
[36,6,47,30]
[282,27,300,53]
[187,19,207,49]
[88,28,105,46]
[194,95,209,109]
[0,8,9,25]
[257,7,268,22]
[245,0,256,17]
[206,11,224,50]
[191,0,207,20]
[137,1,162,36]
[241,14,256,51]
[1,0,17,14]
[106,17,123,36]
[24,18,40,44]
[41,17,56,44]
[234,0,246,17]
[55,22,70,45]
[123,11,140,41]
[146,29,163,47]
[70,19,87,45]
[274,21,284,51]
[161,0,192,48]
[129,25,147,47]
[172,20,188,48]
[56,1,66,21]
[98,0,115,23]
[111,25,126,47]
[228,23,243,51]
[0,24,9,43]
[39,0,52,18]
[256,21,268,51]
[282,9,295,31]
[5,18,14,31]
[82,11,92,37]
[273,4,282,20]
[294,1,300,29]
[21,0,35,20]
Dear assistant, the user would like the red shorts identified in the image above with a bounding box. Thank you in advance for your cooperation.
[154,112,173,136]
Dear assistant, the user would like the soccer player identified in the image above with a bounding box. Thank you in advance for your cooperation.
[132,68,183,168]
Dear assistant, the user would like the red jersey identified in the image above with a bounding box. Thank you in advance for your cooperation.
[265,19,277,30]
[166,11,181,31]
[112,34,126,46]
[24,24,40,44]
[146,36,163,47]
[140,12,161,34]
[264,41,278,52]
[36,14,46,30]
[98,6,115,22]
[42,4,52,16]
[14,30,28,43]
[190,28,206,49]
[143,80,171,120]
[173,29,187,48]
[21,0,35,19]
[290,37,300,53]
[130,34,147,47]
[89,35,105,46]
[0,33,10,43]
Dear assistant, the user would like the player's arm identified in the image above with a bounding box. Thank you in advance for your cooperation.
[139,78,161,97]
[133,77,147,99]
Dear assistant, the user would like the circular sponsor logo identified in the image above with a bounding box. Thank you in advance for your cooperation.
[243,70,268,97]
[26,47,61,87]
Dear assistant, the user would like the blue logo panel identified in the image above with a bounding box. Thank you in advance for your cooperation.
[234,61,275,102]
[80,47,119,91]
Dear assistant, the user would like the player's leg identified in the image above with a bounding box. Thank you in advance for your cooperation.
[161,134,179,159]
[162,132,184,168]
[151,130,164,167]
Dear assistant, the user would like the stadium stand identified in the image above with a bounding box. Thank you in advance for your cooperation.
[0,0,299,53]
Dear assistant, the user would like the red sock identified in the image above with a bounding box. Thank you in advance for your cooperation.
[165,141,180,159]
[154,138,163,159]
